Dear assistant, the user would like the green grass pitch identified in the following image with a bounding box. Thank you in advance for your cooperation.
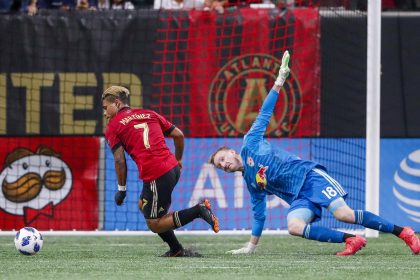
[0,234,419,280]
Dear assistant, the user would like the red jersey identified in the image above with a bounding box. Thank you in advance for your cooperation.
[105,107,179,182]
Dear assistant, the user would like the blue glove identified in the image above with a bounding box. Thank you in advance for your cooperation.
[114,191,126,205]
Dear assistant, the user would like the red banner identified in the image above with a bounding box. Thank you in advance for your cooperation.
[187,8,320,137]
[0,137,99,230]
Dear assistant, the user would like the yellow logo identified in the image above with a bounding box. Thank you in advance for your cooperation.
[256,164,268,189]
[208,53,302,136]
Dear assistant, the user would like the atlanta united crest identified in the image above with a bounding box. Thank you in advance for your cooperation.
[208,53,302,136]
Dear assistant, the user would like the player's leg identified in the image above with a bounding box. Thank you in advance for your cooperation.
[168,166,219,233]
[140,166,218,256]
[139,166,190,256]
[288,201,354,244]
[331,200,396,231]
[315,168,398,233]
[287,207,314,237]
[140,165,195,233]
[319,168,420,255]
[331,199,420,254]
[291,168,366,255]
[173,199,219,233]
[139,174,181,255]
[143,199,219,233]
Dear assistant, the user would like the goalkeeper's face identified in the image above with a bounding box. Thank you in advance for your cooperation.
[213,149,243,173]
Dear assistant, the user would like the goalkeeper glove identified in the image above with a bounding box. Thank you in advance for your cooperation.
[225,242,257,255]
[274,50,290,87]
[115,185,127,206]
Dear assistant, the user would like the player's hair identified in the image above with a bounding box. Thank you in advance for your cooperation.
[208,146,231,165]
[102,86,130,104]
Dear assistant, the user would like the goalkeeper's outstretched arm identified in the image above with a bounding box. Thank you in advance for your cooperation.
[273,50,290,91]
[226,51,290,255]
[226,235,260,255]
[226,182,266,255]
[243,50,291,147]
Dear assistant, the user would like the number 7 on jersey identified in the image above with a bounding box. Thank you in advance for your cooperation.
[134,123,150,148]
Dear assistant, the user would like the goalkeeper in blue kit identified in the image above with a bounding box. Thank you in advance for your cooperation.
[208,51,420,256]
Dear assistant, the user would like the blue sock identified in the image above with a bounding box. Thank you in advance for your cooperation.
[303,224,345,243]
[354,210,394,233]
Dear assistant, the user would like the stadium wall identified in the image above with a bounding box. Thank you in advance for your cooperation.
[320,11,420,137]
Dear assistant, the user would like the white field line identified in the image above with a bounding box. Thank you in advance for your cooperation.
[0,229,365,236]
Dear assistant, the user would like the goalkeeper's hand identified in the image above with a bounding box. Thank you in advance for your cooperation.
[114,191,126,205]
[225,242,257,255]
[274,50,290,87]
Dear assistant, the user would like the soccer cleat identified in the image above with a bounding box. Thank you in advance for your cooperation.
[198,199,220,233]
[160,248,202,257]
[399,227,420,255]
[336,236,367,256]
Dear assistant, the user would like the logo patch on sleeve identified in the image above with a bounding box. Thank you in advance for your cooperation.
[247,157,255,167]
[256,164,268,189]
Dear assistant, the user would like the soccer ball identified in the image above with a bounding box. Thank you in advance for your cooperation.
[14,227,43,255]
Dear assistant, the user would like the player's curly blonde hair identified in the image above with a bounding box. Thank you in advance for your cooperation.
[102,86,130,104]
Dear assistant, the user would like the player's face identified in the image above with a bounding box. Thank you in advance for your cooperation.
[213,149,242,173]
[102,99,119,120]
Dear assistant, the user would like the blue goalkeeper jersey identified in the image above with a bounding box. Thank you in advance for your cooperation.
[240,89,321,236]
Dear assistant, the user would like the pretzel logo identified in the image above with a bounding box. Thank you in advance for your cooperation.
[0,146,73,223]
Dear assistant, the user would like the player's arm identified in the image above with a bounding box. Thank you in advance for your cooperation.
[226,188,267,254]
[113,144,127,205]
[273,50,290,91]
[105,124,128,206]
[244,51,290,146]
[168,127,184,169]
[157,110,185,169]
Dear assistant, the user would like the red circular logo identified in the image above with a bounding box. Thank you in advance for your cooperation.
[208,53,302,137]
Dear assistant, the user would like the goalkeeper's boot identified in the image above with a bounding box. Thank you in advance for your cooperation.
[336,236,366,256]
[399,227,420,254]
[198,199,220,233]
[160,248,202,257]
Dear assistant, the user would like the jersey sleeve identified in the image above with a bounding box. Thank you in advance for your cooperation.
[247,185,267,237]
[154,111,176,136]
[243,89,279,148]
[105,123,121,152]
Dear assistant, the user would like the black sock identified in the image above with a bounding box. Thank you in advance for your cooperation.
[173,205,200,228]
[392,225,404,236]
[158,230,183,252]
[343,233,355,241]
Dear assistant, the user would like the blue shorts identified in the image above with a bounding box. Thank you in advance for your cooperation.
[288,168,348,222]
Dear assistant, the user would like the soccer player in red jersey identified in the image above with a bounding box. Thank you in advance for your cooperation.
[102,86,219,257]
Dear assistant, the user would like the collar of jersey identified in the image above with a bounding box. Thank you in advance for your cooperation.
[118,107,131,113]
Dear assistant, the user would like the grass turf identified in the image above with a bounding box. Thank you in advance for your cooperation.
[0,234,419,280]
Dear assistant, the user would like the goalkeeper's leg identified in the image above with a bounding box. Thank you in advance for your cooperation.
[288,207,366,256]
[288,207,355,243]
[333,201,420,254]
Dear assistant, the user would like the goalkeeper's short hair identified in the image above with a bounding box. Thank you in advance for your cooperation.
[208,146,231,165]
